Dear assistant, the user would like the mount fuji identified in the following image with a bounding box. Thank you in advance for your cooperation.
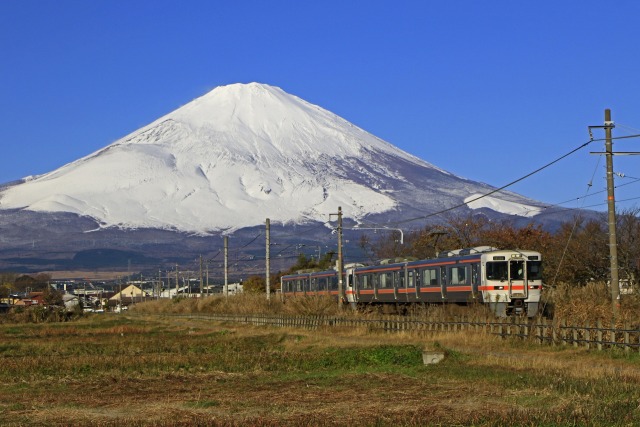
[0,83,556,272]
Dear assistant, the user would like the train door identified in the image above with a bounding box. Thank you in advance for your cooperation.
[373,272,378,300]
[447,265,468,303]
[406,268,418,301]
[471,263,480,300]
[345,267,357,303]
[509,259,528,299]
[394,269,401,301]
[440,266,447,300]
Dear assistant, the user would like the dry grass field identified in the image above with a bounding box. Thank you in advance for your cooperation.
[2,306,640,426]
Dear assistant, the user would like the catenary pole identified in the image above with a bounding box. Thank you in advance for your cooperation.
[337,206,344,308]
[604,109,620,319]
[266,218,271,301]
[224,235,229,298]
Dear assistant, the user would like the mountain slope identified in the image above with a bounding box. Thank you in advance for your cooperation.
[0,83,544,235]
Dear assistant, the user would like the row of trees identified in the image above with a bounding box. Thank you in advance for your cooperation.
[0,273,53,299]
[360,208,640,286]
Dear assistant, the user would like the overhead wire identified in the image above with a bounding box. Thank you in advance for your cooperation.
[383,138,596,227]
[549,153,602,288]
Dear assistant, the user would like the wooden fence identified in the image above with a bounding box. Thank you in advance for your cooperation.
[166,313,640,353]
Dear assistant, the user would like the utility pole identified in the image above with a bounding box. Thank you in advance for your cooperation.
[118,276,122,313]
[590,109,621,320]
[604,109,620,319]
[175,264,179,298]
[224,235,229,298]
[166,270,170,298]
[338,207,344,306]
[266,218,271,301]
[330,207,344,309]
[199,254,203,297]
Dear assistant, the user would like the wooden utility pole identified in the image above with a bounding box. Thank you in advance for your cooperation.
[337,207,344,307]
[266,218,271,301]
[224,235,229,298]
[199,254,203,297]
[604,109,620,319]
[175,264,179,298]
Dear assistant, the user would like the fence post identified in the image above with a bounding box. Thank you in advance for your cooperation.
[625,321,630,353]
[585,321,590,350]
[597,319,603,351]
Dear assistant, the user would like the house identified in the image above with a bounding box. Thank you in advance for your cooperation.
[63,294,80,312]
[110,284,144,301]
[13,292,45,307]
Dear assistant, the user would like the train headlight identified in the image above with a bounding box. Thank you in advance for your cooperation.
[493,286,504,290]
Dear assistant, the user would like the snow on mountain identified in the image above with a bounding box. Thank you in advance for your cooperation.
[0,83,542,234]
[464,194,542,217]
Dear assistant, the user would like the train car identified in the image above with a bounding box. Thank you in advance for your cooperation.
[280,269,340,298]
[281,247,543,317]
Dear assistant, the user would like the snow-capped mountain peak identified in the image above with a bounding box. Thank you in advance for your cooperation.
[0,83,541,235]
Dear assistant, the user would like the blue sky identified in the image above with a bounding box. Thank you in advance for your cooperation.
[1,0,639,213]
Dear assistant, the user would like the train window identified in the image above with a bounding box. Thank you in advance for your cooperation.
[421,268,438,286]
[296,280,303,292]
[407,270,415,288]
[449,266,467,285]
[510,260,525,280]
[379,272,393,288]
[311,277,318,292]
[330,275,338,290]
[486,261,508,280]
[527,261,542,280]
[360,274,371,289]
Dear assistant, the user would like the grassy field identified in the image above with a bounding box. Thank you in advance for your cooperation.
[1,311,640,426]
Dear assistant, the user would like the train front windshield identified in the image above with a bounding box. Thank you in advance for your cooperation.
[486,260,542,281]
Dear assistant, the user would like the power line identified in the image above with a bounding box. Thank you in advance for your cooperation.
[386,138,595,227]
[532,176,640,213]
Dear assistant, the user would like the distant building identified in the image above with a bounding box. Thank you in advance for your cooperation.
[62,294,80,311]
[110,284,145,302]
[223,282,243,295]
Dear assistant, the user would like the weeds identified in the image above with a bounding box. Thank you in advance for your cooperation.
[1,314,640,426]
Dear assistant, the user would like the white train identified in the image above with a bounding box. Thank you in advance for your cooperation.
[281,247,542,317]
